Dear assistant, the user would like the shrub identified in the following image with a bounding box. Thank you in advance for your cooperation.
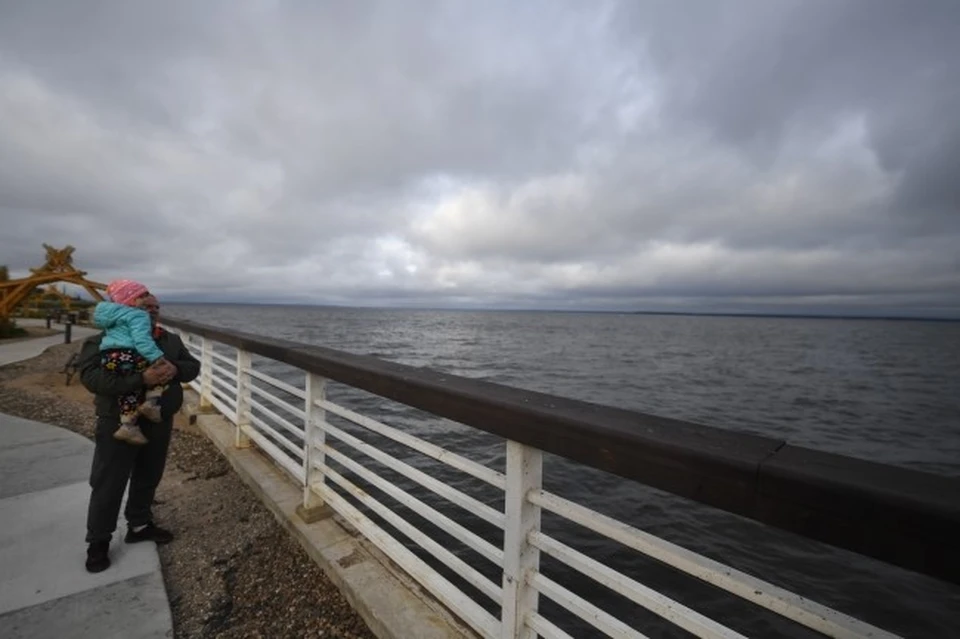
[0,317,27,339]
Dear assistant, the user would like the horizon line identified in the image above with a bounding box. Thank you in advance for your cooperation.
[156,300,960,322]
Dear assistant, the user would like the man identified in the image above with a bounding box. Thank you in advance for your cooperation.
[80,293,200,572]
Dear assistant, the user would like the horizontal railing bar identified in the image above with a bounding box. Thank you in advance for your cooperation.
[207,391,236,424]
[160,317,960,585]
[209,348,236,366]
[241,424,305,483]
[205,354,234,374]
[321,444,504,565]
[248,413,303,460]
[211,368,239,386]
[248,397,306,439]
[210,372,236,395]
[247,367,306,400]
[529,572,651,639]
[248,382,307,422]
[323,421,505,528]
[318,486,501,639]
[210,387,237,411]
[319,398,506,490]
[528,491,896,639]
[322,463,503,603]
[530,532,747,639]
[527,612,577,639]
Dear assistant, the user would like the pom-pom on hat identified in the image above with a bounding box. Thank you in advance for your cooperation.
[106,279,149,307]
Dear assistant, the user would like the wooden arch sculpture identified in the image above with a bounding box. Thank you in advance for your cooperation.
[0,244,107,319]
[26,285,76,312]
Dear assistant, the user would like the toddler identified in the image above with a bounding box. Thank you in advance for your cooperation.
[94,279,168,445]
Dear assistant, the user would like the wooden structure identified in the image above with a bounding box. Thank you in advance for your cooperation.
[25,285,76,313]
[0,244,106,319]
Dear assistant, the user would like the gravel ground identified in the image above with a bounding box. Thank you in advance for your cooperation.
[0,340,375,639]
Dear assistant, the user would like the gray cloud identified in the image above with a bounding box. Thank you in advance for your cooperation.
[1,1,958,317]
[616,0,960,234]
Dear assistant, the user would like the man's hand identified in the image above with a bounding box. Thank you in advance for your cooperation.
[144,360,176,386]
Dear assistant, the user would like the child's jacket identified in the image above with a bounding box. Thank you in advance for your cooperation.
[93,301,166,363]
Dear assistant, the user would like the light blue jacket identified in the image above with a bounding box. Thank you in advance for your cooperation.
[93,301,165,363]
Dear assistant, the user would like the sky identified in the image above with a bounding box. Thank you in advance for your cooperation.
[1,1,958,318]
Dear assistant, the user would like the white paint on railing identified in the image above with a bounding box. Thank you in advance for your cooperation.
[247,413,303,459]
[248,397,306,440]
[247,367,306,399]
[527,490,899,639]
[205,390,237,424]
[323,420,506,528]
[239,423,305,482]
[526,613,576,639]
[235,350,252,447]
[322,462,504,603]
[500,441,542,639]
[529,572,653,639]
[318,485,502,639]
[173,329,905,639]
[247,382,307,422]
[304,373,326,510]
[530,532,746,639]
[319,444,504,565]
[210,365,239,385]
[209,347,235,366]
[319,398,506,490]
[199,337,213,409]
[209,371,236,397]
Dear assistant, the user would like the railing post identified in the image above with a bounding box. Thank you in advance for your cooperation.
[234,348,251,449]
[501,441,542,639]
[298,372,329,523]
[199,337,213,409]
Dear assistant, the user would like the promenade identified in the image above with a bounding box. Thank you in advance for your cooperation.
[0,319,174,638]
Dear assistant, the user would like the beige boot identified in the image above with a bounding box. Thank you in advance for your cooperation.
[138,401,162,423]
[114,423,149,445]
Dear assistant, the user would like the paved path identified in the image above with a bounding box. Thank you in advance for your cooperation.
[0,319,100,367]
[0,326,174,638]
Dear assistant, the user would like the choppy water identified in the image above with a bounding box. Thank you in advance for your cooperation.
[165,304,960,638]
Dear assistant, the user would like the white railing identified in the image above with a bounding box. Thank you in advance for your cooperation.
[173,331,902,639]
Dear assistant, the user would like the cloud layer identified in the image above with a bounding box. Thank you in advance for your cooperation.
[2,1,958,316]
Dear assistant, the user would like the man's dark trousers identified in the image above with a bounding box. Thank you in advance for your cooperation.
[85,415,173,543]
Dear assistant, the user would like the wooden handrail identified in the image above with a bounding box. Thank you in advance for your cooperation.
[160,315,960,586]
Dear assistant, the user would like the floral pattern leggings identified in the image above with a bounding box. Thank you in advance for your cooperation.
[101,348,149,419]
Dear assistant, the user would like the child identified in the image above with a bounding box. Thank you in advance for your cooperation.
[94,279,169,446]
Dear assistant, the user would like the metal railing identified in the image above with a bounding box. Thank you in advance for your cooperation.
[162,317,959,639]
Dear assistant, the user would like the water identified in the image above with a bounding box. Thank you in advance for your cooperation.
[165,304,960,637]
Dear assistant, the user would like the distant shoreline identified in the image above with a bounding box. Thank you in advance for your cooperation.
[158,301,960,322]
[628,310,960,322]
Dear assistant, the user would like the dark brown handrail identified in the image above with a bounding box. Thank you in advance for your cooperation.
[160,316,960,586]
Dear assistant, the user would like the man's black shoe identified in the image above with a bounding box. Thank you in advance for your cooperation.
[85,541,110,573]
[124,522,174,545]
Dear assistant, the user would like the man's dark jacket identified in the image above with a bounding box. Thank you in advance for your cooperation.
[79,327,201,419]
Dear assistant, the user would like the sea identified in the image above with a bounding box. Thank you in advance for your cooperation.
[164,304,960,638]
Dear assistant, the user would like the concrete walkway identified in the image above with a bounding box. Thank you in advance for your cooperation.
[0,326,174,638]
[0,318,100,366]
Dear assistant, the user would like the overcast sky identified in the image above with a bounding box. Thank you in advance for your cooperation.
[1,1,958,317]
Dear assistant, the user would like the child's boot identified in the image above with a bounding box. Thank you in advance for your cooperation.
[138,400,162,423]
[139,386,164,423]
[114,416,149,445]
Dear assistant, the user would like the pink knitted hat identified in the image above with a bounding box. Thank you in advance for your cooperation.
[106,279,149,307]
